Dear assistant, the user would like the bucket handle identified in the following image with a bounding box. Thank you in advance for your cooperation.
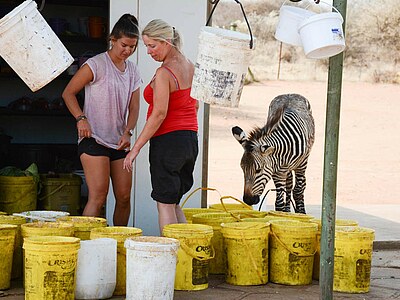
[179,240,215,261]
[38,0,46,11]
[206,0,254,49]
[218,195,252,221]
[271,231,317,257]
[181,187,221,208]
[288,0,320,3]
[316,1,342,15]
[38,183,67,201]
[281,0,313,10]
[283,0,341,15]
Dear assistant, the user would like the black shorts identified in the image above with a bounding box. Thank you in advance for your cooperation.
[149,130,198,204]
[78,137,127,161]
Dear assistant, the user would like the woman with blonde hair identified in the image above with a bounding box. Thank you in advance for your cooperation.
[123,19,199,234]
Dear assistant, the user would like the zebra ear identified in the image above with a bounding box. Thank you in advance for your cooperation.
[232,126,248,145]
[260,145,275,155]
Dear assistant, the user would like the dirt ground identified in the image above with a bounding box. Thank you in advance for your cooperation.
[207,80,400,209]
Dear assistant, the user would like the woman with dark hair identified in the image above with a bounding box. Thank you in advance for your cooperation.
[62,14,142,225]
[123,19,198,234]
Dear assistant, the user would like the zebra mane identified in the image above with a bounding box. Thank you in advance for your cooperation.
[245,103,287,151]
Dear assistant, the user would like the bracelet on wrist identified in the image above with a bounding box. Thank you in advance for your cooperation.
[76,115,87,123]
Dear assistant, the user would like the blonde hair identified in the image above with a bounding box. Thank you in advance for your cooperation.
[142,19,182,50]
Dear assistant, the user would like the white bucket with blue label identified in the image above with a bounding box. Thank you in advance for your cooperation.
[298,9,345,59]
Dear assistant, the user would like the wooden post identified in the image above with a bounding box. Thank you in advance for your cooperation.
[277,42,283,80]
[320,0,347,299]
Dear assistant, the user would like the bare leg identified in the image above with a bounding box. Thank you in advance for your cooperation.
[157,202,178,235]
[110,158,132,226]
[175,205,187,223]
[81,154,110,217]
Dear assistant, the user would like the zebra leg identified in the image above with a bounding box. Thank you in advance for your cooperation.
[285,171,294,212]
[272,176,287,211]
[293,167,307,214]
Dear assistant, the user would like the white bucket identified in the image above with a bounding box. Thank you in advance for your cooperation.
[0,0,73,91]
[275,5,316,46]
[125,236,179,300]
[299,11,345,59]
[75,238,117,300]
[190,26,253,108]
[13,210,70,222]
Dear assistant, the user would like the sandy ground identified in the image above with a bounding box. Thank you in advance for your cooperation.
[207,80,400,210]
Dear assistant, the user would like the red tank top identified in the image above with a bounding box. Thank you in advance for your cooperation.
[143,67,198,137]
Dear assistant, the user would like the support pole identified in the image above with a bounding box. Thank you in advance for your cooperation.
[320,0,347,299]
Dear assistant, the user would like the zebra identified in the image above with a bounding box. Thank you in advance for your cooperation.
[232,93,315,213]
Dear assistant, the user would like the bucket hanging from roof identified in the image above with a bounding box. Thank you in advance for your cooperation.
[191,0,255,108]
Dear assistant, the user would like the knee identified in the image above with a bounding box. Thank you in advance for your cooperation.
[88,188,108,204]
[115,191,131,206]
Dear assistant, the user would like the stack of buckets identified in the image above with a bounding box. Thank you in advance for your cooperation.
[0,208,376,297]
[275,1,346,59]
[184,207,375,294]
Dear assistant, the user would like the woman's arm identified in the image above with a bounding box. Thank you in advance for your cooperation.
[62,64,93,119]
[62,65,94,138]
[123,68,170,170]
[118,88,140,150]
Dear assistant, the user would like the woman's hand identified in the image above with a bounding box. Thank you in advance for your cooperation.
[123,148,140,172]
[77,119,92,138]
[117,132,131,151]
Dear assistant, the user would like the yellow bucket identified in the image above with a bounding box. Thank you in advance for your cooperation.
[221,222,270,285]
[90,226,143,296]
[0,211,7,215]
[241,217,271,223]
[269,219,318,285]
[311,218,358,280]
[181,187,221,224]
[163,223,214,291]
[264,215,291,223]
[23,236,80,300]
[0,175,37,214]
[38,174,82,215]
[0,215,26,279]
[333,226,375,293]
[0,224,17,290]
[209,203,253,211]
[21,222,75,239]
[183,208,214,223]
[267,210,315,221]
[192,212,238,274]
[229,209,268,219]
[209,195,253,212]
[20,222,75,284]
[57,216,107,240]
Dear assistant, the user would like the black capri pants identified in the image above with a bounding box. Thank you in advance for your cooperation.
[149,130,198,204]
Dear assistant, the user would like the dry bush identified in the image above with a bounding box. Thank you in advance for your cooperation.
[211,0,400,83]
